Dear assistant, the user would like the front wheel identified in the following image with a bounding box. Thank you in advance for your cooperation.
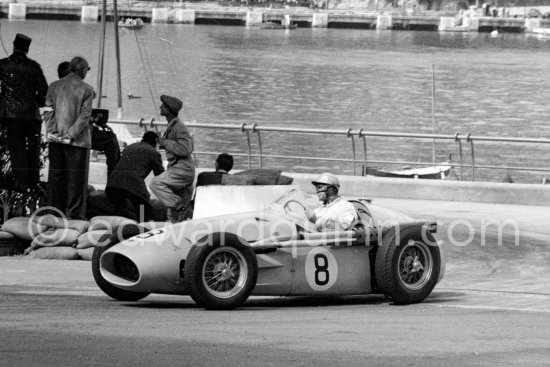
[375,226,441,304]
[184,240,258,310]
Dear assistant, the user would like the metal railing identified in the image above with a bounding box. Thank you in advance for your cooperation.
[108,118,550,182]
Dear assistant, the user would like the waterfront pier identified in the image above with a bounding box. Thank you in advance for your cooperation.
[2,1,549,32]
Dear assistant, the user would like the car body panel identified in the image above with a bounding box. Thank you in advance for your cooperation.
[97,186,445,299]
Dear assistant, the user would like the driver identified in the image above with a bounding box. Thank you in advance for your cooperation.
[305,173,358,231]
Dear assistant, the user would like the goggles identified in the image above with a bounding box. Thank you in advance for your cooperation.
[314,184,329,193]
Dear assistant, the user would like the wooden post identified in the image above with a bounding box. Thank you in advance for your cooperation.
[96,0,107,108]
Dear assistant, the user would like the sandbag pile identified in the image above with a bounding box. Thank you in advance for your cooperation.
[0,215,170,261]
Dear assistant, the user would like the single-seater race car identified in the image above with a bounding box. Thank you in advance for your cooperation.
[92,186,445,309]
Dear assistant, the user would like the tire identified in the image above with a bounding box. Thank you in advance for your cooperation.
[375,225,441,305]
[184,240,258,310]
[91,224,150,302]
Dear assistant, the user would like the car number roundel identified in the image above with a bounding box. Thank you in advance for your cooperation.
[305,247,338,291]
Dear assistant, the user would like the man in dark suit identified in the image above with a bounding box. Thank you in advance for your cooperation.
[196,153,234,187]
[106,131,164,221]
[0,33,48,192]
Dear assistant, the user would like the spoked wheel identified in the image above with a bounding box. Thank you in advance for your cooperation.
[184,241,258,310]
[397,240,433,291]
[375,225,441,304]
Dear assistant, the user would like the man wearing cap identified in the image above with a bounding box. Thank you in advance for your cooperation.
[150,95,195,223]
[305,173,357,231]
[0,33,48,193]
[56,61,119,177]
[43,56,94,220]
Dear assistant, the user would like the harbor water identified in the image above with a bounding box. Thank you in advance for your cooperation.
[1,19,550,182]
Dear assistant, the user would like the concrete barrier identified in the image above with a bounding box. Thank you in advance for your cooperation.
[312,13,328,28]
[246,11,263,26]
[438,16,455,31]
[463,16,479,31]
[376,14,392,30]
[174,9,195,24]
[286,172,550,206]
[152,8,169,23]
[81,5,98,22]
[525,18,541,32]
[79,162,550,207]
[9,3,26,20]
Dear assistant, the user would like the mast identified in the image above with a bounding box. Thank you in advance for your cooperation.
[96,0,107,108]
[431,64,436,164]
[113,0,123,119]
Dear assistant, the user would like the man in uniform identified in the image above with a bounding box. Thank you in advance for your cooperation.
[0,33,48,192]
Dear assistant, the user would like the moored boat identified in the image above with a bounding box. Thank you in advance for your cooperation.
[365,163,453,179]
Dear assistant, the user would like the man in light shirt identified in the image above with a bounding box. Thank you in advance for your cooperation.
[305,173,357,231]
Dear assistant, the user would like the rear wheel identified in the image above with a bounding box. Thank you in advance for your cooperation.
[375,226,441,304]
[184,241,258,310]
[91,224,150,302]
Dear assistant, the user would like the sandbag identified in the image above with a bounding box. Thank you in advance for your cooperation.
[89,216,138,232]
[1,217,49,241]
[76,229,112,249]
[235,169,281,185]
[76,248,94,261]
[221,175,255,185]
[32,215,89,233]
[27,246,79,260]
[276,175,294,185]
[31,228,80,249]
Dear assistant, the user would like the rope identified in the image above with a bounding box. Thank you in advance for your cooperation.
[133,29,159,118]
[0,22,10,57]
[158,27,192,122]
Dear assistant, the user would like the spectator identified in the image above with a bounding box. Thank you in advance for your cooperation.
[57,60,71,79]
[90,108,120,176]
[43,56,94,220]
[196,153,233,186]
[0,33,48,193]
[150,95,195,223]
[56,61,119,176]
[106,131,164,221]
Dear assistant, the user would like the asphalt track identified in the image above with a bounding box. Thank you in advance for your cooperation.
[1,198,549,366]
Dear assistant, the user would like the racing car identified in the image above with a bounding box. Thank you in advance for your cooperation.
[92,185,445,309]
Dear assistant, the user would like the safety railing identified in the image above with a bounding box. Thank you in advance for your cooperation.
[108,119,550,182]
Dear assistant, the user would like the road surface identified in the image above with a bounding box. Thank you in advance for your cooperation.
[1,198,549,366]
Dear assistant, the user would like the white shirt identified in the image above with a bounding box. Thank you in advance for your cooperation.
[313,196,358,231]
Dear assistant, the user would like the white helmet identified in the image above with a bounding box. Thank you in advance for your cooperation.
[311,173,340,190]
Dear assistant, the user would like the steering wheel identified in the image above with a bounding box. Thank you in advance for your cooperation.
[283,199,307,216]
[283,200,318,233]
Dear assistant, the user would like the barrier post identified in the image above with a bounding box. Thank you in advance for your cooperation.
[8,3,26,20]
[81,6,99,22]
[312,13,328,28]
[152,8,169,23]
[246,11,263,26]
